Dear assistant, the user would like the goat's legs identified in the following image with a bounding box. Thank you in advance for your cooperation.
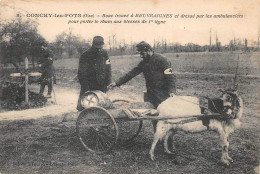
[219,131,232,165]
[150,121,168,160]
[152,120,158,132]
[164,131,174,154]
[150,132,160,161]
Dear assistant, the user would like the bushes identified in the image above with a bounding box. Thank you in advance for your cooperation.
[1,81,47,110]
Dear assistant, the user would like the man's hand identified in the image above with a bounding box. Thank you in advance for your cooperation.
[107,82,116,90]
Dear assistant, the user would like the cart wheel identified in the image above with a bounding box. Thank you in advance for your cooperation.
[76,106,119,154]
[112,100,143,146]
[117,119,143,146]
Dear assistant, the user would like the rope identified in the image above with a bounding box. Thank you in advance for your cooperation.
[202,96,224,114]
[172,96,208,111]
[233,53,240,89]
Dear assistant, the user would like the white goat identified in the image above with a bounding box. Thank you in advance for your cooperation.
[149,89,243,166]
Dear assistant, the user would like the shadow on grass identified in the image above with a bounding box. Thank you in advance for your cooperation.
[0,113,259,174]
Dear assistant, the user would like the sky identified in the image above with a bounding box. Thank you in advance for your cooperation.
[0,0,259,47]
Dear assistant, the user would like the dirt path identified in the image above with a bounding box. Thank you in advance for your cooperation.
[0,87,79,121]
[0,86,143,121]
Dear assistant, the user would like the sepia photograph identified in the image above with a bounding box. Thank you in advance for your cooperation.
[0,0,259,173]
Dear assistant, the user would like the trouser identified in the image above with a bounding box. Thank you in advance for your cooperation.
[77,84,89,111]
[39,81,52,95]
[146,91,174,148]
[144,92,164,132]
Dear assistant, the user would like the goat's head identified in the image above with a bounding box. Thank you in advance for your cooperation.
[218,88,243,119]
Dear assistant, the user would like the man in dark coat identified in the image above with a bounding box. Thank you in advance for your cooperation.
[39,46,56,98]
[108,41,176,108]
[77,36,111,111]
[108,41,176,130]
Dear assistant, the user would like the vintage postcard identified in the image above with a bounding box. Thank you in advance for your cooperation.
[0,0,259,173]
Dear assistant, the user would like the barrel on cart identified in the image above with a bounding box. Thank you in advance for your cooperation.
[76,90,154,154]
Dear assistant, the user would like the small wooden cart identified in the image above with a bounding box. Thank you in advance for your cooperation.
[76,90,221,154]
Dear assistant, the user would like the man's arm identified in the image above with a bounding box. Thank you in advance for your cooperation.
[161,59,176,94]
[41,58,52,68]
[77,53,85,84]
[52,65,56,84]
[104,51,111,86]
[115,61,143,86]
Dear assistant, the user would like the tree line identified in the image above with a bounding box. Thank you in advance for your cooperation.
[0,17,91,70]
[1,17,259,70]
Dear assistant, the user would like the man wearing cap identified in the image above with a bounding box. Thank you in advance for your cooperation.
[77,36,111,111]
[38,46,56,98]
[108,41,176,130]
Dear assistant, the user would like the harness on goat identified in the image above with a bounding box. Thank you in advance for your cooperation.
[202,94,238,117]
[199,90,241,129]
[175,93,238,118]
[201,53,242,128]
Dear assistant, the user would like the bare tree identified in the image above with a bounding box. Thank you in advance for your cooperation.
[0,17,47,70]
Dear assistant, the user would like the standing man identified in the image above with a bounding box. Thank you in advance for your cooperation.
[108,41,176,130]
[39,46,56,98]
[77,36,111,111]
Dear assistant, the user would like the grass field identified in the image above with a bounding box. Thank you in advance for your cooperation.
[0,51,259,174]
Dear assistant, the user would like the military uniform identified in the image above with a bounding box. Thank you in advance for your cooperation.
[77,47,111,92]
[39,48,55,97]
[77,36,111,111]
[115,53,176,108]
